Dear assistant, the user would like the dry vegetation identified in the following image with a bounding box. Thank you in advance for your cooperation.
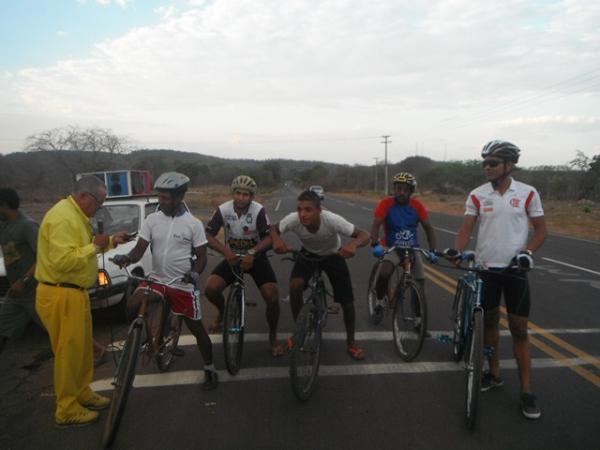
[18,187,599,242]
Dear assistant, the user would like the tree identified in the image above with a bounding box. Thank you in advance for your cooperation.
[569,150,591,171]
[23,126,134,177]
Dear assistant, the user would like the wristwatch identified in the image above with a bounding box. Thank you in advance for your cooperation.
[247,249,256,256]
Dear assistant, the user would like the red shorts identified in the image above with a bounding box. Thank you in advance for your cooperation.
[136,281,202,321]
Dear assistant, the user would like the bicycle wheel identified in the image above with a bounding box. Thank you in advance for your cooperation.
[223,285,244,375]
[451,278,468,361]
[465,308,484,429]
[103,324,142,448]
[392,279,427,361]
[366,261,384,325]
[289,302,322,401]
[156,301,181,372]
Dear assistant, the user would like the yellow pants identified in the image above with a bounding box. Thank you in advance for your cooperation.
[36,284,96,421]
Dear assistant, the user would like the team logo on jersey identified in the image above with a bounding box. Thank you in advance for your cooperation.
[510,198,521,208]
[393,230,415,247]
[245,214,253,224]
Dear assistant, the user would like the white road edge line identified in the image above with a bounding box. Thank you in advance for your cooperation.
[106,329,600,351]
[433,226,458,236]
[542,257,600,276]
[275,200,281,212]
[91,356,598,392]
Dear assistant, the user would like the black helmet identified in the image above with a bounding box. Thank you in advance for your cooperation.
[481,140,520,163]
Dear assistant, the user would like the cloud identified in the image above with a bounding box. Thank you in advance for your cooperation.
[56,30,69,38]
[1,0,600,164]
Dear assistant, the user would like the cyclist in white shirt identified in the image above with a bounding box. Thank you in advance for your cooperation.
[271,190,370,360]
[454,141,546,419]
[204,175,284,356]
[112,172,217,390]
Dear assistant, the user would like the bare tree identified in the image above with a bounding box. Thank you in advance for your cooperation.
[569,150,591,171]
[23,126,134,177]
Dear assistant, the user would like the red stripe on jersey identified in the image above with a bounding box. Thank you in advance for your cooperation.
[409,197,429,221]
[525,190,535,212]
[470,194,481,213]
[374,197,395,219]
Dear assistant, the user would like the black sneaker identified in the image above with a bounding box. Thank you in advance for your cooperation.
[520,393,541,419]
[481,371,504,392]
[202,370,219,391]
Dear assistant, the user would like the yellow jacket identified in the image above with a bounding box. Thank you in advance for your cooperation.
[35,196,112,288]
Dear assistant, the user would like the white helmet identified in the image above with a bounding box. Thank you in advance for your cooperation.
[231,175,257,195]
[154,172,190,190]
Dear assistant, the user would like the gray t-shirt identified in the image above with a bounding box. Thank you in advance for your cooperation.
[278,210,355,256]
[0,212,39,292]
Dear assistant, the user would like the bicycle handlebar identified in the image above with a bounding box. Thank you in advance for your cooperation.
[109,257,183,287]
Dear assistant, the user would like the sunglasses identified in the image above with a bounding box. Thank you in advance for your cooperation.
[482,160,503,168]
[85,191,104,206]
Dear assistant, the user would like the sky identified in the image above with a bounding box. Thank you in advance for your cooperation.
[1,0,599,168]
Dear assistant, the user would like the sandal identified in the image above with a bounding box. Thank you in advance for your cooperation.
[271,341,286,357]
[347,345,365,361]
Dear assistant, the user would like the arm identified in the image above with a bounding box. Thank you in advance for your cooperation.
[526,216,546,253]
[191,244,208,275]
[454,215,477,251]
[206,232,238,265]
[370,217,384,246]
[339,226,370,259]
[126,237,150,263]
[420,218,437,251]
[270,223,290,254]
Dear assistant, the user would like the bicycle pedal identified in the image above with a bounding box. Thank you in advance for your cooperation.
[327,305,340,314]
[483,345,495,357]
[437,334,452,344]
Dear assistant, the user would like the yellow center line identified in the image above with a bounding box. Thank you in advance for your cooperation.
[423,264,600,388]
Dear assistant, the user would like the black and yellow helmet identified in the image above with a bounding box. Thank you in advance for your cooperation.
[392,172,417,191]
[231,175,257,195]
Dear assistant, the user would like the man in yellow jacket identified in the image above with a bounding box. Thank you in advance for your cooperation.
[35,175,130,427]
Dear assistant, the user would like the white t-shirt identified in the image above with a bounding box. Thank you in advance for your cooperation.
[278,210,355,256]
[140,210,208,283]
[465,178,544,268]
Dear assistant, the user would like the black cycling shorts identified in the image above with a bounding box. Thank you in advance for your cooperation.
[481,269,531,317]
[290,250,354,304]
[211,255,277,288]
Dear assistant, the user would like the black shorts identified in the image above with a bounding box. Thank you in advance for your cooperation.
[211,255,277,288]
[290,250,354,304]
[481,269,530,317]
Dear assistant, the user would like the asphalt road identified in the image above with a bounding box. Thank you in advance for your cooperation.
[1,187,599,450]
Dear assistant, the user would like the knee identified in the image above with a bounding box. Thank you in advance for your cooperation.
[289,278,305,293]
[204,285,221,301]
[509,320,528,340]
[379,262,394,278]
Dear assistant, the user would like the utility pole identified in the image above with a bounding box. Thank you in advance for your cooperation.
[381,135,391,195]
[373,157,379,193]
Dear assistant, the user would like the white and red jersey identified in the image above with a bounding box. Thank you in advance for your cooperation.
[465,178,544,268]
[205,200,270,254]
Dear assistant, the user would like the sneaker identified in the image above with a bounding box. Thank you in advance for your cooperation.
[80,392,111,411]
[481,371,504,392]
[56,409,99,428]
[520,393,541,419]
[202,370,219,391]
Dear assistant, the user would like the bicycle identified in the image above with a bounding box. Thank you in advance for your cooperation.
[223,261,258,376]
[284,250,333,401]
[102,263,183,448]
[366,244,433,361]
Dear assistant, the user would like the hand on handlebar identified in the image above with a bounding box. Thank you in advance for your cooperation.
[111,254,131,268]
[183,270,201,286]
[427,250,439,264]
[514,251,534,271]
[372,244,385,258]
